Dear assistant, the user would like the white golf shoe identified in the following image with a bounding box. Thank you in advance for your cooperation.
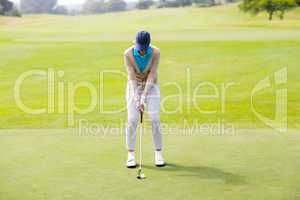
[155,151,165,167]
[126,152,137,168]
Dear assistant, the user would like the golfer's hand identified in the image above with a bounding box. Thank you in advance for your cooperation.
[139,104,145,113]
[139,95,146,113]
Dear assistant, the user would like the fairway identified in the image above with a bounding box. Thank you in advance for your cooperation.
[0,4,300,200]
[0,5,300,128]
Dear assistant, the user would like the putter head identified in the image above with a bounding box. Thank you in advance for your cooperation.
[136,169,146,179]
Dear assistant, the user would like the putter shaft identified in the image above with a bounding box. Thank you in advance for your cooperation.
[137,111,145,179]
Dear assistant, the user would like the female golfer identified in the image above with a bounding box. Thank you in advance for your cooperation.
[124,31,165,168]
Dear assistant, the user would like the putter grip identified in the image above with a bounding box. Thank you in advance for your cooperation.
[140,112,143,123]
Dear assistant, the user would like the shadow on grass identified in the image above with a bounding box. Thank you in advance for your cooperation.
[143,163,246,185]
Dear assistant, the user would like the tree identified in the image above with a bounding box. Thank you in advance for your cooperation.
[0,4,3,15]
[177,0,193,6]
[0,0,20,16]
[82,0,106,14]
[52,5,68,15]
[21,0,57,13]
[137,0,154,9]
[239,0,297,20]
[0,0,13,13]
[193,0,215,5]
[157,0,193,8]
[9,6,22,16]
[276,0,297,19]
[106,0,127,12]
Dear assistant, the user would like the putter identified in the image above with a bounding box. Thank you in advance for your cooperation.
[137,111,146,179]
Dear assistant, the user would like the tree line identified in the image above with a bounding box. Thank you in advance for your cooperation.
[81,0,127,14]
[0,0,227,16]
[82,0,235,13]
[0,0,299,20]
[19,0,126,15]
[81,0,299,20]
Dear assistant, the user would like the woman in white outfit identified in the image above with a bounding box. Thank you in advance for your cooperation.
[123,31,165,168]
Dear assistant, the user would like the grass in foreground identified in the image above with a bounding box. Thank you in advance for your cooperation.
[0,129,299,200]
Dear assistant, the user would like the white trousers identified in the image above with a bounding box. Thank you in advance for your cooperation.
[125,82,162,151]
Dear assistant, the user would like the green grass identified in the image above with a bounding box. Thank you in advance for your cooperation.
[0,5,300,128]
[0,129,299,199]
[0,4,300,200]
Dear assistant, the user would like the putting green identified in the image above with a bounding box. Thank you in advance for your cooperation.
[0,129,299,199]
